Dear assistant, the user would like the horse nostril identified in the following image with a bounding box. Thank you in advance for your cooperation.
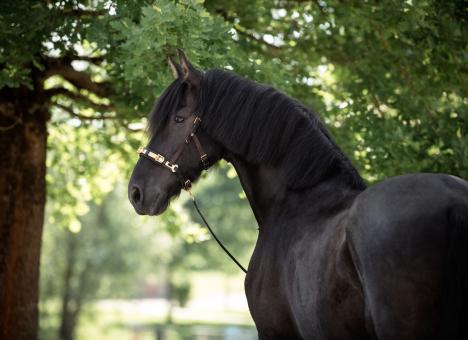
[131,186,142,205]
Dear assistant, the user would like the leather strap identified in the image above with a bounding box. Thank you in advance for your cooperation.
[192,134,209,169]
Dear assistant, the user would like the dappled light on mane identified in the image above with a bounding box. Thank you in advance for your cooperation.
[197,69,365,190]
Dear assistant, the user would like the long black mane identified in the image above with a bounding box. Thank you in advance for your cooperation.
[150,69,365,190]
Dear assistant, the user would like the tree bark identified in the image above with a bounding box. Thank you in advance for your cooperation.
[0,86,48,340]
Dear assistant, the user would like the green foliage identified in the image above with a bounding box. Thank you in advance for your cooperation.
[41,187,151,303]
[109,0,236,111]
[4,0,296,238]
[201,0,467,180]
[40,186,151,338]
[312,1,467,180]
[40,184,200,336]
[3,1,466,190]
[39,181,254,336]
[0,1,50,87]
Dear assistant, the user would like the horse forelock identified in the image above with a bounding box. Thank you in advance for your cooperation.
[148,77,186,138]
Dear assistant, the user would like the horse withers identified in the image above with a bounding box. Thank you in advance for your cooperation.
[128,50,468,340]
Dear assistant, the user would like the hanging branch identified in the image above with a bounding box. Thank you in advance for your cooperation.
[63,54,106,65]
[234,27,283,54]
[44,58,112,98]
[213,8,283,55]
[53,103,117,121]
[61,9,107,17]
[45,87,113,113]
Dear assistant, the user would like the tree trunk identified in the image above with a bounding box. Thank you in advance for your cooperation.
[0,86,48,340]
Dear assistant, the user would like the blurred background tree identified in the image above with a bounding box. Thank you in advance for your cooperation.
[41,188,154,340]
[0,0,466,339]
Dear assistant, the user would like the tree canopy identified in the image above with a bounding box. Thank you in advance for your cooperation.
[2,1,466,208]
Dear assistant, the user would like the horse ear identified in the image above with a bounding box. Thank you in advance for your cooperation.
[177,48,200,87]
[167,56,182,79]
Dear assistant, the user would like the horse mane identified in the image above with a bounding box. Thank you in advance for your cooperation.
[150,69,366,190]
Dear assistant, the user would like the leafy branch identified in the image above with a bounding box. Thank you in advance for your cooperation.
[45,87,113,113]
[61,9,108,17]
[44,57,112,98]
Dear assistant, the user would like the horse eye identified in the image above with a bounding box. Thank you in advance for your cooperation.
[174,116,185,123]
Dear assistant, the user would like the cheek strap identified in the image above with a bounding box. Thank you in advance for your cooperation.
[184,116,209,170]
[190,133,209,170]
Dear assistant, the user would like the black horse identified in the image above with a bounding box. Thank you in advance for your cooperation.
[128,51,468,339]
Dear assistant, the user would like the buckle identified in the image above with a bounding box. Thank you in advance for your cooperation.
[148,151,165,163]
[200,154,209,169]
[185,134,193,144]
[192,116,202,133]
[164,161,178,173]
[184,180,194,200]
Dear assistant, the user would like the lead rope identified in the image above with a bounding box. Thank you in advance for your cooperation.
[187,188,248,274]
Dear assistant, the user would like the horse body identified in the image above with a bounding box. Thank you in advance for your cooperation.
[128,51,468,339]
[231,156,369,339]
[242,169,468,339]
[347,174,468,339]
[246,206,368,339]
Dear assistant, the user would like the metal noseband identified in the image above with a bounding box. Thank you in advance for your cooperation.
[137,115,209,191]
[137,147,179,173]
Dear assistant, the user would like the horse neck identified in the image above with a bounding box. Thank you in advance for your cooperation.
[226,155,283,226]
[226,152,364,230]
